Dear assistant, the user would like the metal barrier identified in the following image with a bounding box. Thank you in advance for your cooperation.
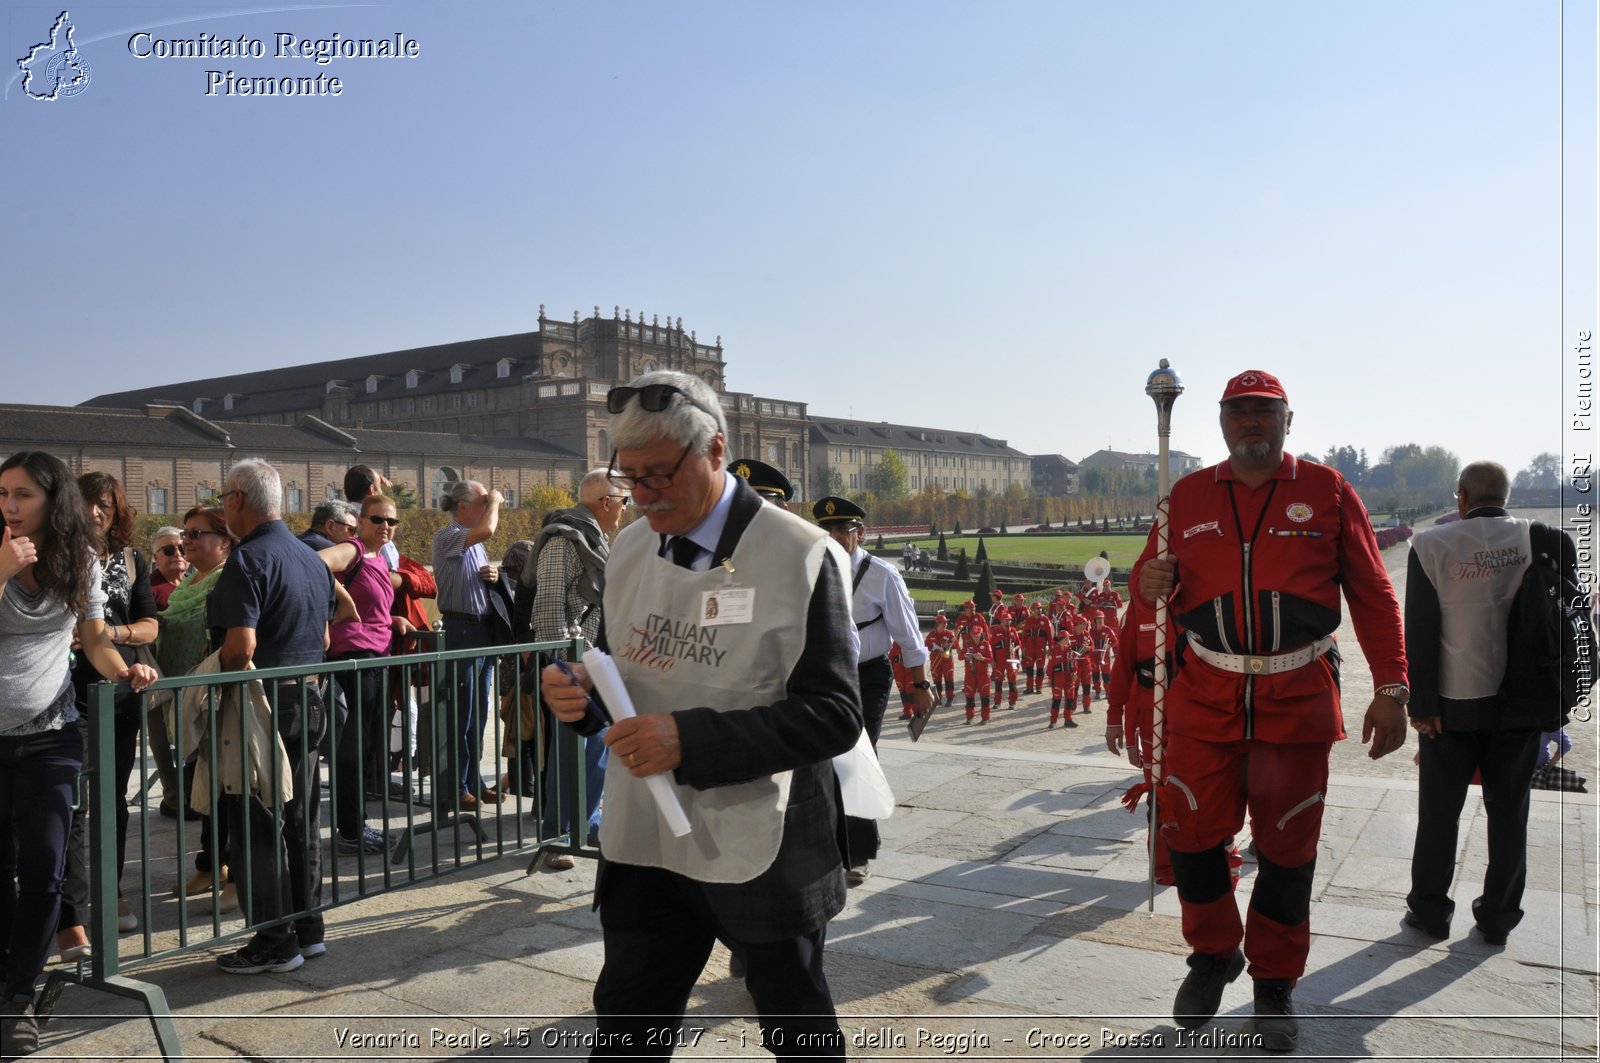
[44,632,593,1062]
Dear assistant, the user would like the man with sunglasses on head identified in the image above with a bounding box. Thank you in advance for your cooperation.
[542,371,862,1061]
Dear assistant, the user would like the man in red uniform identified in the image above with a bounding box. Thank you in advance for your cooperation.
[1089,611,1119,699]
[1020,601,1054,694]
[890,643,917,720]
[1088,578,1125,623]
[1047,630,1078,728]
[990,613,1022,709]
[924,612,957,706]
[1135,369,1407,1051]
[1068,617,1095,715]
[987,587,1011,627]
[960,607,994,724]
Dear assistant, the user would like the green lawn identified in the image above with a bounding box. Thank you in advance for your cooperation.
[894,534,1149,569]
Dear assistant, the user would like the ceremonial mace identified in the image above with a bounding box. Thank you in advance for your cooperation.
[1144,359,1183,912]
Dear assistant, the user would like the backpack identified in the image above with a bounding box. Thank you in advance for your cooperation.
[1498,522,1597,729]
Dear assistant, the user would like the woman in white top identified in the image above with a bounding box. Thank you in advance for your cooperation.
[0,452,156,1056]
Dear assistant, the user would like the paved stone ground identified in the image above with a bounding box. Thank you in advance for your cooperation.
[28,519,1597,1061]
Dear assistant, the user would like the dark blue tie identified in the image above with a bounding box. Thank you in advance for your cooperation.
[668,536,701,569]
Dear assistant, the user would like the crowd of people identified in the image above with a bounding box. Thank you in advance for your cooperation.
[0,364,1585,1059]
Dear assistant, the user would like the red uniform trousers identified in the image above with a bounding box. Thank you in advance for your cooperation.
[1047,659,1075,723]
[962,659,993,720]
[1160,733,1330,982]
[1072,657,1093,710]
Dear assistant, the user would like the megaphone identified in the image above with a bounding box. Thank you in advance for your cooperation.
[1084,556,1111,583]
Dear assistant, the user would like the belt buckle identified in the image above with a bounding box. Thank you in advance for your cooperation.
[1242,654,1270,675]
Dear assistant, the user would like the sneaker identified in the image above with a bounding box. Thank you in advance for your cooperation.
[300,941,328,959]
[217,945,304,975]
[336,824,390,855]
[118,898,139,933]
[0,994,38,1057]
[543,852,575,871]
[1250,978,1299,1052]
[1065,718,1078,728]
[1172,948,1245,1028]
[845,866,870,887]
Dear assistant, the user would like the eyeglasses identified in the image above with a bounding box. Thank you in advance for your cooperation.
[605,383,719,421]
[366,515,400,527]
[180,529,225,541]
[215,489,240,504]
[607,443,693,491]
[334,522,359,533]
[158,544,183,558]
[606,494,631,506]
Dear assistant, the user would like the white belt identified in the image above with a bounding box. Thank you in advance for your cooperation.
[1187,634,1336,676]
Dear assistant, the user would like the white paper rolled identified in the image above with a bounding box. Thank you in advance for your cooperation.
[581,647,693,837]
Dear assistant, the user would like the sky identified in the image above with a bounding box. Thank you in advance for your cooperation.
[5,0,1596,476]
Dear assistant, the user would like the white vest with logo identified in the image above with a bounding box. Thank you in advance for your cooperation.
[1410,515,1531,700]
[599,503,839,883]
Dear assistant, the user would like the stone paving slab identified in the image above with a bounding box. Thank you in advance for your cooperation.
[30,741,1599,1061]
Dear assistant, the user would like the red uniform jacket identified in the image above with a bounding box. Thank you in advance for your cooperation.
[1021,614,1055,661]
[1132,455,1406,743]
[924,626,956,679]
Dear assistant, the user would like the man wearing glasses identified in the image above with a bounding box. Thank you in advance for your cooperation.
[297,500,359,552]
[542,371,861,1060]
[516,469,627,868]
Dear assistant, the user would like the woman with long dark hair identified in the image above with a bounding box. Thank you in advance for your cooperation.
[0,452,156,1056]
[55,473,162,962]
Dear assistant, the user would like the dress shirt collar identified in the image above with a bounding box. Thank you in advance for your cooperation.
[668,470,736,567]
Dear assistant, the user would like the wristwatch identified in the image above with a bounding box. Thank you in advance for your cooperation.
[912,681,933,691]
[1376,684,1410,706]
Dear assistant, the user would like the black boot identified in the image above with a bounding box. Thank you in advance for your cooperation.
[1250,978,1299,1052]
[1172,948,1244,1028]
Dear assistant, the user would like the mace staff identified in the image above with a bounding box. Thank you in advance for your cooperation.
[1143,359,1184,912]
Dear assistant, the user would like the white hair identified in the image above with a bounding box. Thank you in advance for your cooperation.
[608,370,726,454]
[225,458,282,518]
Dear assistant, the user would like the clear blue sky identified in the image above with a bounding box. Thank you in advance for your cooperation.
[6,1,1595,475]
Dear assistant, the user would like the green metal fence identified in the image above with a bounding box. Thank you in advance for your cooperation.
[45,632,594,1062]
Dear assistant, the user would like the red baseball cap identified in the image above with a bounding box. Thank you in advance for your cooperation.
[991,588,1004,597]
[1219,370,1288,404]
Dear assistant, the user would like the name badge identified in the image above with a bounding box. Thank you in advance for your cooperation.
[700,587,755,626]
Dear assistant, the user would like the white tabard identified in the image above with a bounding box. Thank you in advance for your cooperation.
[599,503,842,883]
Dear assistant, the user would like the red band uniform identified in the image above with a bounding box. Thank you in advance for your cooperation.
[1132,453,1405,984]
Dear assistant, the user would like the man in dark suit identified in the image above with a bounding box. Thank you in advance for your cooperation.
[543,371,861,1061]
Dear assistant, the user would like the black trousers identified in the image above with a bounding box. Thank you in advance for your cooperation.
[591,863,843,1061]
[843,655,892,868]
[221,682,326,959]
[1408,726,1541,936]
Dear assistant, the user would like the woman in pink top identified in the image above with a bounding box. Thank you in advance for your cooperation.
[317,494,413,856]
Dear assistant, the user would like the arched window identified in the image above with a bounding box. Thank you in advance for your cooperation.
[433,467,459,509]
[596,429,609,462]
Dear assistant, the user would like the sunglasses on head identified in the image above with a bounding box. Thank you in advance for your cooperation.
[366,515,400,527]
[605,383,719,420]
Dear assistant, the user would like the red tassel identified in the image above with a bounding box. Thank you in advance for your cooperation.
[1120,781,1151,812]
